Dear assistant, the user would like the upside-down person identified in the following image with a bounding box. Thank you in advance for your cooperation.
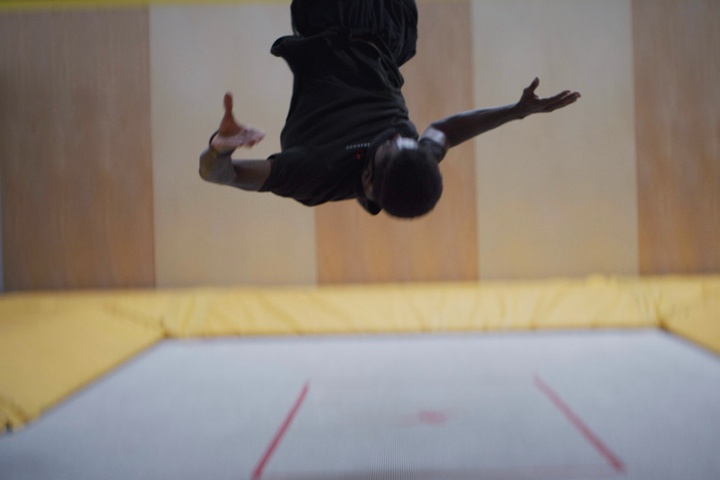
[199,0,580,219]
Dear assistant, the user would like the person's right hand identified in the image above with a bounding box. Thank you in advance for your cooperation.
[211,92,265,154]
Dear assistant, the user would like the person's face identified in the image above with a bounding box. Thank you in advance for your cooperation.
[362,135,419,199]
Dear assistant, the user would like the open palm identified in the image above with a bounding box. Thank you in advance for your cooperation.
[211,92,266,153]
[517,78,580,115]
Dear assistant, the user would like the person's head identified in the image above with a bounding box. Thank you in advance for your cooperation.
[364,135,443,219]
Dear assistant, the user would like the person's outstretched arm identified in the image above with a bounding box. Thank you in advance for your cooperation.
[199,92,271,191]
[420,78,580,157]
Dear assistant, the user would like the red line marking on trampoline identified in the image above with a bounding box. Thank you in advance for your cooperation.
[534,375,625,474]
[252,382,310,480]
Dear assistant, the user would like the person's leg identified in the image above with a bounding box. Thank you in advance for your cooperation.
[289,0,418,67]
[290,0,343,37]
[371,0,418,66]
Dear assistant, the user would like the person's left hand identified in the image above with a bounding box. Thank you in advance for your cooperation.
[516,78,580,117]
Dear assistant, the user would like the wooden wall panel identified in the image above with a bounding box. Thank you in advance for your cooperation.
[150,5,317,288]
[0,10,155,290]
[315,0,478,284]
[472,0,638,280]
[633,0,720,274]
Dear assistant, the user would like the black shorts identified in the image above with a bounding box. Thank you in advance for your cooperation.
[290,0,418,67]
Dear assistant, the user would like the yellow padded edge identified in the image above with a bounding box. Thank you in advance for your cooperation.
[157,277,659,337]
[642,276,720,354]
[0,294,165,432]
[0,0,460,12]
[0,0,282,12]
[1,275,719,432]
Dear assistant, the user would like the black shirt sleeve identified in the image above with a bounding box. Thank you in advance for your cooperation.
[259,146,364,207]
[419,137,447,164]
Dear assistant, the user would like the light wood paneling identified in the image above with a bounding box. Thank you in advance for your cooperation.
[633,0,720,274]
[150,5,317,287]
[0,9,155,290]
[315,0,478,284]
[472,0,638,280]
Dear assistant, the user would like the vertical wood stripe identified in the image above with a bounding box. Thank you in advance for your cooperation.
[150,4,317,288]
[633,0,720,274]
[315,0,478,284]
[0,10,155,290]
[472,0,638,281]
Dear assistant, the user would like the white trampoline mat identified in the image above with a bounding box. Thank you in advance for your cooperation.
[1,329,719,480]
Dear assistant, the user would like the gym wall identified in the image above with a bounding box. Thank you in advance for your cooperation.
[1,0,718,291]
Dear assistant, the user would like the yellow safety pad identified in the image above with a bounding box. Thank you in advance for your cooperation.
[0,0,284,13]
[641,276,720,355]
[0,292,165,432]
[1,275,719,432]
[159,278,660,338]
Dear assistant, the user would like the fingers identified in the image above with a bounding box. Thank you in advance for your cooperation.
[213,128,265,151]
[242,129,266,148]
[524,77,540,95]
[223,92,233,114]
[540,91,581,112]
[219,92,242,136]
[556,91,580,104]
[546,90,572,104]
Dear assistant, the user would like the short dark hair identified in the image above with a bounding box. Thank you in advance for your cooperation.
[376,147,443,219]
